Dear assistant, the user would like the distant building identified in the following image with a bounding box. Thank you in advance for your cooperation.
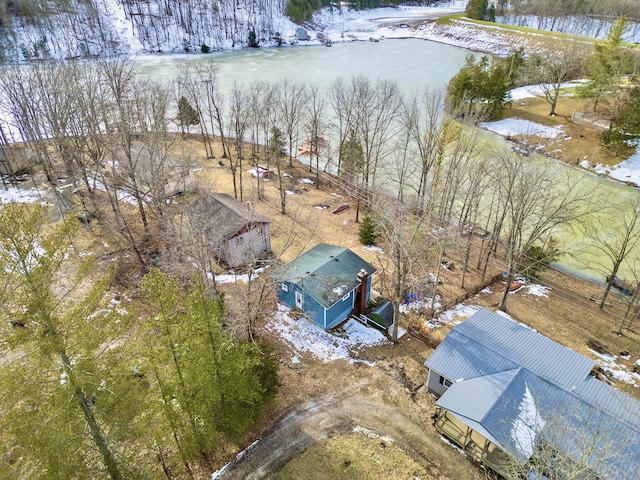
[0,145,30,176]
[191,192,271,268]
[296,27,308,41]
[425,308,640,480]
[273,243,376,330]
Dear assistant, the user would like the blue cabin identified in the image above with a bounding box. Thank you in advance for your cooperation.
[273,244,376,330]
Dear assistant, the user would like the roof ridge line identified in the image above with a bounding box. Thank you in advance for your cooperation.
[479,367,523,424]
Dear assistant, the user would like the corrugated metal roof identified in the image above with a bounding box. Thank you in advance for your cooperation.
[427,309,640,479]
[443,309,594,389]
[436,368,521,423]
[272,244,376,308]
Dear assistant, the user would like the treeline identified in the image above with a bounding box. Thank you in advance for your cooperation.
[467,0,640,40]
[0,0,295,62]
[447,16,640,149]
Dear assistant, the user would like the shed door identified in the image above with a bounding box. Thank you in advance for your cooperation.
[295,291,304,309]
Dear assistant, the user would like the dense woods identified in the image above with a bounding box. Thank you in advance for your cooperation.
[0,0,639,62]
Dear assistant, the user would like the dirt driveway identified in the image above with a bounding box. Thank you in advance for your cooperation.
[216,341,483,480]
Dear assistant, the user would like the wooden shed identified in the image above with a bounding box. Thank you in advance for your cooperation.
[190,192,271,268]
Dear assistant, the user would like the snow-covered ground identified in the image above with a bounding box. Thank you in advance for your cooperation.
[265,304,389,365]
[589,348,640,388]
[583,150,640,186]
[312,2,527,56]
[0,184,48,204]
[480,118,565,139]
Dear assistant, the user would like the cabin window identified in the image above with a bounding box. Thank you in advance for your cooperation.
[281,283,288,292]
[235,236,244,245]
[439,376,452,388]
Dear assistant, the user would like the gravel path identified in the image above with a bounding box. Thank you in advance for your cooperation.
[216,391,480,479]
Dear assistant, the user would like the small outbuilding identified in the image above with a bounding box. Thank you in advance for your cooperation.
[296,27,308,41]
[190,192,271,268]
[273,243,376,330]
[0,144,31,176]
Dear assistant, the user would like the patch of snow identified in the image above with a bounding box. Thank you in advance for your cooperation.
[332,285,346,295]
[495,310,516,322]
[607,146,640,186]
[430,303,479,329]
[285,190,296,195]
[480,118,564,139]
[87,176,150,206]
[400,296,440,314]
[511,384,545,458]
[588,348,639,387]
[440,435,466,456]
[214,273,256,284]
[265,304,389,364]
[526,284,550,297]
[509,81,586,101]
[210,439,261,479]
[299,177,314,184]
[362,245,384,254]
[394,326,407,339]
[0,185,47,204]
[247,167,271,179]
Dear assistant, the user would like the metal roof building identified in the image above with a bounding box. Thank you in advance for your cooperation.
[425,309,640,479]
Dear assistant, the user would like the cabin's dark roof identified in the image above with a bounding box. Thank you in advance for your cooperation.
[273,243,376,309]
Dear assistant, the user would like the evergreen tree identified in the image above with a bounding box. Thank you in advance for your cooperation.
[602,86,640,153]
[141,269,278,472]
[339,130,365,184]
[580,16,635,116]
[0,204,145,479]
[465,0,488,20]
[446,54,512,121]
[359,214,379,246]
[178,95,200,131]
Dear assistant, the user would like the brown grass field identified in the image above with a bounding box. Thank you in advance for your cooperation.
[29,110,639,478]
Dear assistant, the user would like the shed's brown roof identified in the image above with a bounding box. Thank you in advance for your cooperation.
[192,192,270,240]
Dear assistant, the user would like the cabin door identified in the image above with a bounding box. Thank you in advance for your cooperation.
[295,291,304,309]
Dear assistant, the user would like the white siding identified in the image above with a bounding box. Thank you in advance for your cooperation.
[224,224,270,267]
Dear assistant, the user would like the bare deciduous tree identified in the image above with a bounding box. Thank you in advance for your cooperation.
[579,194,640,309]
[491,149,595,312]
